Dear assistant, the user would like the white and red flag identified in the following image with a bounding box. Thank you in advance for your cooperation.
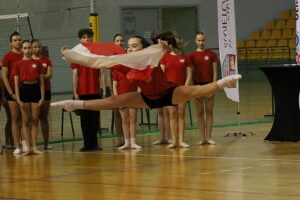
[63,42,165,70]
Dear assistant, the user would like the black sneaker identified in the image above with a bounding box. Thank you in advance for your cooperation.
[93,146,103,151]
[79,147,91,152]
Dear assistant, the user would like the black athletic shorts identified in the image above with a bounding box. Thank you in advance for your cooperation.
[194,82,211,85]
[45,90,51,101]
[20,82,41,103]
[140,86,177,109]
[4,88,15,101]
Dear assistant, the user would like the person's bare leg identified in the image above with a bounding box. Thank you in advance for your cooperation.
[114,108,124,146]
[154,108,165,145]
[31,103,43,155]
[195,98,206,145]
[8,101,21,153]
[129,108,141,149]
[4,104,13,148]
[163,107,171,143]
[167,106,178,149]
[118,108,131,150]
[172,75,242,104]
[177,103,189,148]
[19,104,32,155]
[205,96,216,145]
[40,101,51,149]
[51,92,148,112]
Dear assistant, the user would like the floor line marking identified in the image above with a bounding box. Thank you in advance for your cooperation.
[47,150,300,162]
[35,179,300,198]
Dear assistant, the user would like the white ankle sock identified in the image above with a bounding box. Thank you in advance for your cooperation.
[118,139,131,150]
[217,74,242,89]
[130,138,142,149]
[51,100,84,112]
[22,140,28,152]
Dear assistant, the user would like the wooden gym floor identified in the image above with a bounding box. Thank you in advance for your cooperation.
[1,71,300,200]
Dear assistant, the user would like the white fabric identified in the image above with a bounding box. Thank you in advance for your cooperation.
[63,44,165,70]
[217,0,240,102]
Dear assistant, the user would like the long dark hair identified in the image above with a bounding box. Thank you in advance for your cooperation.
[129,35,151,48]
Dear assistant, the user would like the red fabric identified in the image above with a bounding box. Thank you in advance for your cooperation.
[160,53,191,85]
[71,63,100,95]
[131,67,178,100]
[1,51,22,89]
[36,57,52,91]
[111,64,154,82]
[126,67,154,82]
[189,50,218,83]
[112,70,137,95]
[82,42,126,55]
[110,64,131,74]
[13,59,41,82]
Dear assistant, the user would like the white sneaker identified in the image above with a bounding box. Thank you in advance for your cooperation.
[51,100,84,112]
[45,144,53,150]
[13,148,21,154]
[22,141,29,152]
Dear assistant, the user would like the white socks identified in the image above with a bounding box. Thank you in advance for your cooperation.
[22,140,28,152]
[51,100,84,112]
[217,74,242,89]
[118,138,142,150]
[118,139,131,150]
[130,138,142,149]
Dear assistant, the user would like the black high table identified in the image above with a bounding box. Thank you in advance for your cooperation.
[259,64,300,142]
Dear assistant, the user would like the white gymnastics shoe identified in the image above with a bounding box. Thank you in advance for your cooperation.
[217,74,242,89]
[51,100,84,112]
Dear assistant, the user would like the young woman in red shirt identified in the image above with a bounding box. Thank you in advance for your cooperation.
[52,32,241,149]
[1,31,24,154]
[111,33,125,147]
[112,36,150,150]
[32,39,53,150]
[14,40,45,155]
[160,36,192,148]
[190,32,218,145]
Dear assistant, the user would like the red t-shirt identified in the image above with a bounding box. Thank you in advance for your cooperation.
[189,50,218,83]
[160,53,192,85]
[112,69,137,95]
[35,57,52,91]
[71,64,100,95]
[13,59,41,82]
[1,51,22,89]
[131,67,178,100]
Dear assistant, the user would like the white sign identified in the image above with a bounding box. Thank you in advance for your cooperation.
[217,0,240,102]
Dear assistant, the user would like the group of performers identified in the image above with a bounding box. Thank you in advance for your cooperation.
[0,28,241,155]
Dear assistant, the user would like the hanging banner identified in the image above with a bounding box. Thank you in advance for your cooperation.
[217,0,240,102]
[296,0,300,63]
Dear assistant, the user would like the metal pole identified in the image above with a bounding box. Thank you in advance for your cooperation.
[90,0,95,13]
[16,0,20,32]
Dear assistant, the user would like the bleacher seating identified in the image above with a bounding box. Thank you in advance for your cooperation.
[286,19,296,29]
[282,29,294,39]
[275,19,286,29]
[238,8,296,61]
[279,10,290,19]
[265,21,276,30]
[270,29,282,39]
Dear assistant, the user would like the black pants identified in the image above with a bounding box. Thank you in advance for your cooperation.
[79,94,100,149]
